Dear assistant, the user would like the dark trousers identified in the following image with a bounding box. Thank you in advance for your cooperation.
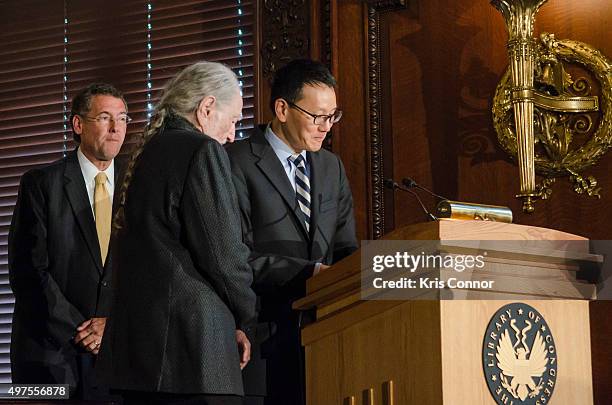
[121,391,243,405]
[243,321,306,405]
[77,352,118,401]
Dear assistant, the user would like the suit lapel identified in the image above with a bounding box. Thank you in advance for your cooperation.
[308,151,322,241]
[251,129,310,239]
[308,151,332,258]
[63,151,104,274]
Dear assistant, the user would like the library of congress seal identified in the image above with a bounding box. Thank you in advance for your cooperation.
[482,303,557,405]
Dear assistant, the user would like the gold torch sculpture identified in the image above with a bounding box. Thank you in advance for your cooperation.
[491,0,612,213]
[491,0,547,213]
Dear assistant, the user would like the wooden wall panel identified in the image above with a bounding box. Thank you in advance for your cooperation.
[590,300,612,405]
[334,0,612,240]
[334,0,369,240]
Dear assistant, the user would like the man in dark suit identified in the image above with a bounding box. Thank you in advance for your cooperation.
[227,59,359,405]
[99,61,256,405]
[9,83,128,399]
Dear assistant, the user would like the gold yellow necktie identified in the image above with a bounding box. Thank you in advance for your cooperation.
[94,172,111,265]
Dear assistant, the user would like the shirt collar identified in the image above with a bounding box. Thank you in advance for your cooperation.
[77,147,114,188]
[264,125,307,163]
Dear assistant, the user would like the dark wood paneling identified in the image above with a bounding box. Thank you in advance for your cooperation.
[334,0,369,241]
[335,0,612,239]
[591,300,612,405]
[256,0,311,124]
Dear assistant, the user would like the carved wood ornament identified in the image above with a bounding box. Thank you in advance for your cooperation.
[261,0,310,81]
[365,0,409,239]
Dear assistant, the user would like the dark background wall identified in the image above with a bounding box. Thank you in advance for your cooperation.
[331,0,612,241]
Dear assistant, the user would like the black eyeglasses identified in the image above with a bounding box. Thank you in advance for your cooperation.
[288,102,343,126]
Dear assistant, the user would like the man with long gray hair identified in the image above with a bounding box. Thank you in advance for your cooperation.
[98,62,256,405]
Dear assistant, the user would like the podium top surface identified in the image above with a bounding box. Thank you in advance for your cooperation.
[385,219,587,242]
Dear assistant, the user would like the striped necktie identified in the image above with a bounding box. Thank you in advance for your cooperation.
[288,153,311,233]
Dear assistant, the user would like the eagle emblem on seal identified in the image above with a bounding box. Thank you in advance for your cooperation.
[496,319,548,400]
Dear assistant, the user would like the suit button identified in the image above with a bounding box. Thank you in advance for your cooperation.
[102,281,108,287]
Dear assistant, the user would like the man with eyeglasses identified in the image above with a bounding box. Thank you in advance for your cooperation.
[227,59,358,405]
[9,83,128,400]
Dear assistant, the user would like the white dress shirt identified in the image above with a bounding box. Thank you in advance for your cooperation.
[77,147,115,218]
[264,125,308,192]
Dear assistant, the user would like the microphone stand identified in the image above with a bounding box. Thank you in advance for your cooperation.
[385,179,438,221]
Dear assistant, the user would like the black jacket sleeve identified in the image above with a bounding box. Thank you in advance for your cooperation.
[330,157,359,262]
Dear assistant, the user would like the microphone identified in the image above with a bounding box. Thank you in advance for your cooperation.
[401,177,447,201]
[399,177,514,223]
[385,179,437,221]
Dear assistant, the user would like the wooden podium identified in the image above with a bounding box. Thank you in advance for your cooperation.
[294,220,600,405]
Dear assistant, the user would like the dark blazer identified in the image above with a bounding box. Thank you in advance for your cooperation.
[226,126,358,403]
[9,150,116,393]
[98,115,256,395]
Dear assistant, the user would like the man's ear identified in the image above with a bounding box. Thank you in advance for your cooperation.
[195,96,216,129]
[72,115,83,135]
[197,96,216,118]
[274,99,289,123]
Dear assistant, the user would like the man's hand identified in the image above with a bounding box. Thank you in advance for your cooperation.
[314,264,331,275]
[74,317,107,355]
[236,329,251,370]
